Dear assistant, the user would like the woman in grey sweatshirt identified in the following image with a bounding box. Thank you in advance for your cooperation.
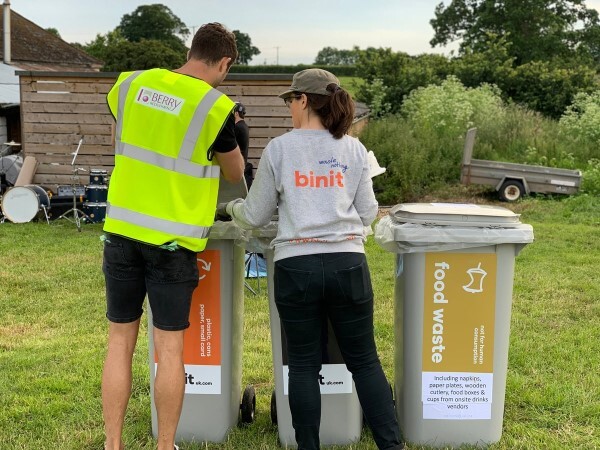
[225,68,403,450]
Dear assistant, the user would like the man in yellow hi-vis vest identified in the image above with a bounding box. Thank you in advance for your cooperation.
[101,23,244,450]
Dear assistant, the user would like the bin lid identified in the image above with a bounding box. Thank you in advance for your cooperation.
[390,203,522,228]
[374,215,534,254]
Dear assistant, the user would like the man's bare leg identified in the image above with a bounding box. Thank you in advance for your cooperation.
[153,327,185,450]
[102,319,140,450]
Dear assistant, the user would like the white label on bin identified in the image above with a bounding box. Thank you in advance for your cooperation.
[282,364,353,395]
[154,364,221,395]
[422,372,493,420]
[185,364,221,394]
[423,402,492,420]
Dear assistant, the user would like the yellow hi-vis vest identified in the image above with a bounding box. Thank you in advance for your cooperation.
[103,69,234,252]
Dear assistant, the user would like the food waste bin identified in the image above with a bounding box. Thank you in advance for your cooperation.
[249,224,363,447]
[375,203,534,448]
[148,178,255,444]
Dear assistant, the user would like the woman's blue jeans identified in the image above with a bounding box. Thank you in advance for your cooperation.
[274,252,403,450]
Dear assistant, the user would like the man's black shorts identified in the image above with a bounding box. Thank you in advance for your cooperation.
[102,233,199,331]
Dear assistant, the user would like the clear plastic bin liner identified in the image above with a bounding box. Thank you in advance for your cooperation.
[375,215,534,254]
[246,221,278,253]
[209,220,249,243]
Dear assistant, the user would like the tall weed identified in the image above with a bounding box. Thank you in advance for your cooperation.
[582,159,600,195]
[559,90,600,163]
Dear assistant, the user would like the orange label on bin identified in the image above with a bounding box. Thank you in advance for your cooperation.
[182,250,221,365]
[422,253,496,373]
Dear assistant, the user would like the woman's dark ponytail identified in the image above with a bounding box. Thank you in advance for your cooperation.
[305,84,355,139]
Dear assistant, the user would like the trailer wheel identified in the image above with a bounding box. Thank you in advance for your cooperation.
[499,180,525,202]
[240,385,256,424]
[270,389,277,425]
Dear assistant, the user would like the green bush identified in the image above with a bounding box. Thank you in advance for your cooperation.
[361,78,391,119]
[401,76,505,139]
[503,60,597,119]
[354,50,451,113]
[559,90,600,164]
[360,117,432,204]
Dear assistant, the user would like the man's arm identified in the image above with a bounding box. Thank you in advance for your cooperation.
[214,147,244,183]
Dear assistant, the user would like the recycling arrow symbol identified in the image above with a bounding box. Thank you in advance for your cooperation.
[197,258,211,280]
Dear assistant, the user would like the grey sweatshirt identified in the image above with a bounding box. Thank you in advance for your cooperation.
[228,129,378,261]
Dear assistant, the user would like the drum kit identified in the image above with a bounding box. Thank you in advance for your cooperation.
[0,170,109,227]
[0,138,109,230]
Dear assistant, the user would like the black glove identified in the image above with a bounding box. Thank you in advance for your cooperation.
[215,202,231,221]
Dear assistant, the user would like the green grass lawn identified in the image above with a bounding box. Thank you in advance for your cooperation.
[0,191,598,449]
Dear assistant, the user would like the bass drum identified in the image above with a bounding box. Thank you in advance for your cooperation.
[1,185,50,223]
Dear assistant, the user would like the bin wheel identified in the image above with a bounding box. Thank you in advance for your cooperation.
[270,389,277,425]
[240,385,256,424]
[499,180,525,202]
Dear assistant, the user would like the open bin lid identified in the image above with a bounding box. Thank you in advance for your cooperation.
[390,203,522,228]
[376,203,534,254]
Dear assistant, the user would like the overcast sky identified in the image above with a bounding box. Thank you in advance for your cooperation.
[12,1,600,65]
[10,0,463,65]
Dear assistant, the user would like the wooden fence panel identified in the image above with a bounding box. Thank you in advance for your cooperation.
[17,72,366,193]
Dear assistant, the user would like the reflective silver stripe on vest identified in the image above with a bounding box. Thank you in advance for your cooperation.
[116,71,144,141]
[115,142,221,178]
[107,202,211,239]
[179,88,226,160]
[115,71,222,179]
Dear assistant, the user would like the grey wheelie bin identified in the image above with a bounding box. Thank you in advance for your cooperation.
[375,203,534,448]
[148,178,255,444]
[148,220,254,443]
[249,223,363,447]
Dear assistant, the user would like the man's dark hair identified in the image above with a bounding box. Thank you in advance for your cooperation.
[189,23,238,66]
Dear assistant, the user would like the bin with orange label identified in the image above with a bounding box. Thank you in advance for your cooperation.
[375,203,534,447]
[148,220,253,443]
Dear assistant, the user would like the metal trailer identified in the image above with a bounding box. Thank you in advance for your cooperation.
[460,128,582,201]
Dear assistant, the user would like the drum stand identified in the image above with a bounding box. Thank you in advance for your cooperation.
[56,138,90,232]
[56,175,89,231]
[40,204,50,225]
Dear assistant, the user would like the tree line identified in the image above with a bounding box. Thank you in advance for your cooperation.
[55,1,600,119]
[317,0,600,119]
